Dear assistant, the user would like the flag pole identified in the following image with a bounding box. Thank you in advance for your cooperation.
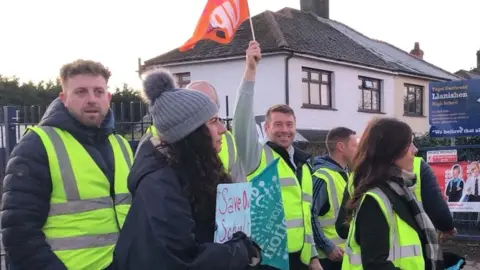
[249,17,256,41]
[247,0,256,41]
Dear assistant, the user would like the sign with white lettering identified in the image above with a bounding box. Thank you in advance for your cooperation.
[426,150,458,163]
[251,158,289,270]
[214,182,252,243]
[429,79,480,137]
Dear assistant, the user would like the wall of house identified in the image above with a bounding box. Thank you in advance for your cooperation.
[149,55,286,118]
[288,56,396,135]
[149,55,403,136]
[394,76,430,134]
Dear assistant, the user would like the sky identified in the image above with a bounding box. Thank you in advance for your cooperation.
[1,0,479,90]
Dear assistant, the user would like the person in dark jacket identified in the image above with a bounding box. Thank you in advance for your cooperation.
[1,60,130,270]
[112,69,260,270]
[335,154,456,240]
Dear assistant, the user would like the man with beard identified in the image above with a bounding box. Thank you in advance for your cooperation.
[232,40,322,270]
[1,60,133,270]
[311,127,357,270]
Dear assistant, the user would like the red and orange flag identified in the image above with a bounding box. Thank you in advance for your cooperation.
[179,0,251,52]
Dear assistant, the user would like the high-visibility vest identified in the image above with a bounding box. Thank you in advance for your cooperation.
[145,125,245,182]
[313,168,347,258]
[342,187,424,269]
[29,126,133,270]
[412,157,422,203]
[246,145,316,265]
[347,156,423,202]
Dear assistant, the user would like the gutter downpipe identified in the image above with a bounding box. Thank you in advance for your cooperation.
[285,51,294,105]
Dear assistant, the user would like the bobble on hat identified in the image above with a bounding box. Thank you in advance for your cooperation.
[141,69,178,105]
[141,68,219,143]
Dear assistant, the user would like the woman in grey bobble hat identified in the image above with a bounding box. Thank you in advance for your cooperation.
[112,69,261,270]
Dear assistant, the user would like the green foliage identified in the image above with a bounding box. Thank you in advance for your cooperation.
[0,75,61,106]
[0,74,141,106]
[111,83,142,103]
[414,132,480,161]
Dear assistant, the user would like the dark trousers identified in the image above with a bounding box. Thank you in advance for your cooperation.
[320,258,342,270]
[469,195,480,202]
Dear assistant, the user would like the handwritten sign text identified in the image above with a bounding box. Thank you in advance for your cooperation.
[214,182,252,243]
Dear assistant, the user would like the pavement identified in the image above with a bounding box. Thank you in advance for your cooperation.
[465,261,480,269]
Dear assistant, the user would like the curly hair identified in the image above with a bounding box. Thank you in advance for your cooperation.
[154,124,232,221]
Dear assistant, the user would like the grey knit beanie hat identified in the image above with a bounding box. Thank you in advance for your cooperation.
[142,69,218,143]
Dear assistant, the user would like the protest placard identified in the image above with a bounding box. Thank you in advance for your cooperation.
[214,182,252,243]
[251,158,289,270]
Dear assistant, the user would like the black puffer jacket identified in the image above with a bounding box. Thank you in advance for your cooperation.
[112,136,258,270]
[1,98,117,270]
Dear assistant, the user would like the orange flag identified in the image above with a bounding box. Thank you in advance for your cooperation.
[179,0,251,52]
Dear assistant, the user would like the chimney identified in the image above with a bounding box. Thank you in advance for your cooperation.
[410,42,424,59]
[477,50,480,70]
[300,0,329,19]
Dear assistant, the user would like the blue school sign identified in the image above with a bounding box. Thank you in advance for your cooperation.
[429,79,480,137]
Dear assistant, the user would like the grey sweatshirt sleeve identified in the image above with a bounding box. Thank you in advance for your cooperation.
[311,177,336,255]
[232,80,263,175]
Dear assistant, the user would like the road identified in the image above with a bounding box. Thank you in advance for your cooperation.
[0,229,477,269]
[465,261,480,270]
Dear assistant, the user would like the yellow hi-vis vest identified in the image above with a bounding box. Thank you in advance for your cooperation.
[342,187,424,269]
[313,169,347,258]
[412,156,422,203]
[347,156,423,202]
[246,145,316,265]
[29,126,133,270]
[145,125,245,182]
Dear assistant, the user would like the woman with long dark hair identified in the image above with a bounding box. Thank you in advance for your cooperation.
[341,118,443,270]
[112,70,260,269]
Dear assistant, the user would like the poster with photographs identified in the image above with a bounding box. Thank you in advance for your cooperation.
[430,161,480,212]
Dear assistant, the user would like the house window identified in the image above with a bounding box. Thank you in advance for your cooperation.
[404,84,423,116]
[358,76,381,112]
[301,67,332,109]
[174,72,191,88]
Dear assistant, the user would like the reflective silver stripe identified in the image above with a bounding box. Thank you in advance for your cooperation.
[42,126,80,201]
[319,218,336,226]
[347,245,421,264]
[346,188,422,265]
[311,238,318,257]
[305,234,318,257]
[264,145,275,164]
[50,197,113,216]
[224,132,235,171]
[113,134,132,168]
[328,237,345,245]
[315,170,340,227]
[280,177,297,186]
[302,192,313,203]
[305,234,314,244]
[115,193,132,205]
[47,232,119,251]
[286,218,304,228]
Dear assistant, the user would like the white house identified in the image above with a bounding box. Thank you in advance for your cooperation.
[139,0,458,141]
